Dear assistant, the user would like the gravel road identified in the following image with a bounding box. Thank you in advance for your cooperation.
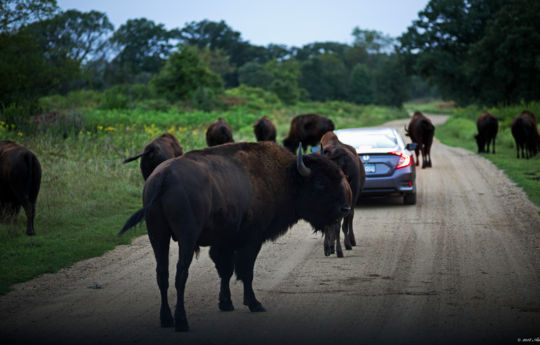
[1,115,539,345]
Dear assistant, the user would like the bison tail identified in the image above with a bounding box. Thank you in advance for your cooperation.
[123,153,144,164]
[118,208,146,235]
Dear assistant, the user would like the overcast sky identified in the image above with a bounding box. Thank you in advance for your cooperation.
[56,0,429,47]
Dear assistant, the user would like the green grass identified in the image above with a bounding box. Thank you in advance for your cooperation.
[435,104,540,207]
[0,102,408,294]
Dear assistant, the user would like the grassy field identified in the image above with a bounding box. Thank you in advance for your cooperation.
[0,101,408,294]
[434,102,540,207]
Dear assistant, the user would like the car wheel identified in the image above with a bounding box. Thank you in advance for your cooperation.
[403,192,416,205]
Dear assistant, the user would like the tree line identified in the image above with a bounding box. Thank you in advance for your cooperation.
[1,0,539,115]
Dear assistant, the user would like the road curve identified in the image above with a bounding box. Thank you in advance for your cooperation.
[1,115,539,345]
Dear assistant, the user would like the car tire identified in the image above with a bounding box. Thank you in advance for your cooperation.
[403,192,416,205]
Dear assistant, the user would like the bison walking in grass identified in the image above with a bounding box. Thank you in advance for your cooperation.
[120,142,351,332]
[123,133,183,180]
[206,118,234,147]
[0,141,41,236]
[253,115,276,142]
[475,111,499,154]
[511,110,539,159]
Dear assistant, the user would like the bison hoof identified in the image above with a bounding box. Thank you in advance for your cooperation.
[175,319,190,332]
[337,251,344,258]
[219,300,235,311]
[248,302,266,312]
[160,312,174,328]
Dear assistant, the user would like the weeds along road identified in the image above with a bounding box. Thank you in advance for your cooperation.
[1,115,539,345]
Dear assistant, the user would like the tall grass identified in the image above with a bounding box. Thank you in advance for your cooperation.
[0,102,408,294]
[435,102,540,207]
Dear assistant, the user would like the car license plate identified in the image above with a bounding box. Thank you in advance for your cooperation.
[364,164,376,173]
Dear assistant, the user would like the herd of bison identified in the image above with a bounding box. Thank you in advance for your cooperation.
[0,109,539,332]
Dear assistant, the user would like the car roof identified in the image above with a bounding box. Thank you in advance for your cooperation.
[334,127,398,136]
[333,127,405,154]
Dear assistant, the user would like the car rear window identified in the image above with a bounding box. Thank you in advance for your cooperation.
[337,133,398,149]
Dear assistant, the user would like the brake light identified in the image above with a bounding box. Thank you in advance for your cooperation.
[390,151,411,169]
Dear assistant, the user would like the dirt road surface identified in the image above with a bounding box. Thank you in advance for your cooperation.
[1,115,539,345]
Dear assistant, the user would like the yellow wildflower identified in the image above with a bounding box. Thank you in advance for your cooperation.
[17,132,23,136]
[97,125,103,130]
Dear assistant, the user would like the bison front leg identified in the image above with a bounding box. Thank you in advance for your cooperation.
[323,226,335,256]
[235,243,266,312]
[209,246,235,311]
[334,222,344,258]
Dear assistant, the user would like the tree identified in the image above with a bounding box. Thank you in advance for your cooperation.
[238,62,274,88]
[349,64,373,104]
[108,18,180,84]
[299,53,348,101]
[26,10,113,63]
[465,0,540,105]
[0,0,57,33]
[151,45,223,102]
[371,55,409,107]
[351,27,395,54]
[398,0,511,105]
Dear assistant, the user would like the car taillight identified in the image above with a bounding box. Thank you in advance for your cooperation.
[391,151,411,169]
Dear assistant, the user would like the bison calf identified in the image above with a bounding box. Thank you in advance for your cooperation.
[206,118,234,147]
[253,115,276,142]
[475,111,498,154]
[0,141,41,235]
[124,133,183,180]
[283,114,334,153]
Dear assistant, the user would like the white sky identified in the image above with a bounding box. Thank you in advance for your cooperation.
[57,0,429,47]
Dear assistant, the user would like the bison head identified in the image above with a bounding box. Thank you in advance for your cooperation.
[291,144,351,231]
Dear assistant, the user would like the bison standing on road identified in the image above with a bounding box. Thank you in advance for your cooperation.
[253,115,276,142]
[206,118,234,147]
[406,111,435,168]
[123,133,183,180]
[320,131,366,257]
[283,114,334,153]
[511,110,539,159]
[120,141,351,332]
[0,141,41,236]
[475,111,499,154]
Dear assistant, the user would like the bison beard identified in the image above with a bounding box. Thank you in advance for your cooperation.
[120,142,351,332]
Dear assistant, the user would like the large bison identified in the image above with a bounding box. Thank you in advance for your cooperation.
[475,111,499,154]
[0,141,41,235]
[320,131,366,257]
[511,110,539,159]
[120,141,351,332]
[283,114,334,153]
[123,133,183,180]
[406,111,435,168]
[253,115,276,142]
[206,117,234,147]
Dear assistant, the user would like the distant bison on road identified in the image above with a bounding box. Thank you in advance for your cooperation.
[120,141,351,332]
[283,114,334,153]
[206,118,234,147]
[475,111,498,154]
[123,133,183,180]
[0,141,41,235]
[253,116,276,142]
[406,111,435,168]
[511,110,539,159]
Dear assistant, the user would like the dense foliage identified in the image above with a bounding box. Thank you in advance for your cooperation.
[399,0,540,106]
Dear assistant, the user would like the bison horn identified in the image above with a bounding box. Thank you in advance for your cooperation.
[297,143,311,177]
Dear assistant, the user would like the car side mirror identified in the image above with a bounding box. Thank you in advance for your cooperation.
[406,143,418,151]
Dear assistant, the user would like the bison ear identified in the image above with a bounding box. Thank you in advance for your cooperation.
[297,143,311,177]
